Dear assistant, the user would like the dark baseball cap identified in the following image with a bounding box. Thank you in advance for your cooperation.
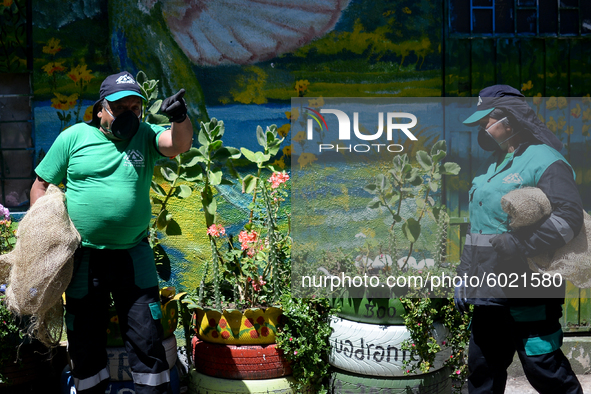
[463,84,563,151]
[87,71,146,126]
[463,85,524,126]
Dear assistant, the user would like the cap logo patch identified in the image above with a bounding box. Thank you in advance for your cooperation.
[477,96,482,106]
[115,75,136,84]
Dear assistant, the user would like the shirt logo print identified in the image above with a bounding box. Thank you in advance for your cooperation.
[503,173,523,184]
[124,149,145,167]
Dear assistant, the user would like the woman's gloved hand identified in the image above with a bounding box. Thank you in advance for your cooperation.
[490,233,521,260]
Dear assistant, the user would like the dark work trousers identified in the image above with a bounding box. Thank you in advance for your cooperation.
[65,239,171,394]
[468,304,583,394]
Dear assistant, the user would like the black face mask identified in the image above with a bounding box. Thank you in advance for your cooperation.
[478,127,501,152]
[103,108,140,140]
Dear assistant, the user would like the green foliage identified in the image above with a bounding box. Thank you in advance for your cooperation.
[276,294,334,394]
[365,139,460,269]
[400,297,472,391]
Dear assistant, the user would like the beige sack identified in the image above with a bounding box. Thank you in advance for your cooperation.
[501,187,591,288]
[0,184,80,346]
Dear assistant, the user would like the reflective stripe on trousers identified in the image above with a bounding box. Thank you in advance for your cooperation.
[74,367,109,391]
[132,370,171,386]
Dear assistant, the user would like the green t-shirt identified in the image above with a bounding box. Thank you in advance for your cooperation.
[35,122,165,249]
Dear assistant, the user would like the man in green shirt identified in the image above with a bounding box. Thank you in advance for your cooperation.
[31,71,193,394]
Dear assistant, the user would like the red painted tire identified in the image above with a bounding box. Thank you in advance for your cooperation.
[192,337,292,380]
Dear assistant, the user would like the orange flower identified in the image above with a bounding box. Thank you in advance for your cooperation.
[83,105,94,122]
[51,92,78,111]
[43,38,62,55]
[532,93,542,106]
[282,145,292,156]
[68,64,94,85]
[42,61,66,76]
[277,123,290,137]
[571,104,581,118]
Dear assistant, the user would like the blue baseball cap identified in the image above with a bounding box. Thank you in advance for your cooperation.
[463,85,523,126]
[88,71,146,126]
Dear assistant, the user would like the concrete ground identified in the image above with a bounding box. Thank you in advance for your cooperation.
[504,374,591,393]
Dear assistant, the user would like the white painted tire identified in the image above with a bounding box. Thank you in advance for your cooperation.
[189,369,297,393]
[107,335,178,381]
[329,316,450,377]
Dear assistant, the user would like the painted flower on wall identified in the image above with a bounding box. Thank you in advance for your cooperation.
[42,37,62,55]
[41,61,66,76]
[67,64,94,86]
[51,92,78,111]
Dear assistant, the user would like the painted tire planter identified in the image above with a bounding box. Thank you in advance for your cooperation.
[331,296,406,325]
[189,369,296,394]
[329,367,452,394]
[192,337,292,380]
[329,316,450,377]
[61,364,181,394]
[107,335,178,381]
[107,287,182,347]
[192,306,283,345]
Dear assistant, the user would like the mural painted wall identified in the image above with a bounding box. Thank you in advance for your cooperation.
[11,0,590,299]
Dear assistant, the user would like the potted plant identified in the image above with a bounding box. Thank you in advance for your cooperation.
[0,205,50,389]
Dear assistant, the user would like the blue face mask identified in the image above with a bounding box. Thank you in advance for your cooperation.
[103,107,141,140]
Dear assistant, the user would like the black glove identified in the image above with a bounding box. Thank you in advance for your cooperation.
[490,233,520,260]
[454,280,468,314]
[161,89,187,123]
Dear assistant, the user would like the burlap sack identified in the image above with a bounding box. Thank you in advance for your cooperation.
[501,187,591,288]
[0,184,80,346]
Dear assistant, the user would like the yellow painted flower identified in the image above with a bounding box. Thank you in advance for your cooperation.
[583,124,590,137]
[521,80,533,92]
[271,156,286,170]
[308,96,325,108]
[3,0,14,7]
[402,6,411,14]
[282,145,292,156]
[571,103,581,118]
[110,316,119,323]
[546,97,557,110]
[83,105,94,122]
[546,116,557,132]
[533,93,542,106]
[43,38,62,55]
[583,107,591,122]
[582,94,591,105]
[565,125,574,135]
[295,80,309,96]
[42,61,66,76]
[556,116,566,131]
[537,113,545,123]
[293,131,307,143]
[68,64,94,85]
[277,123,290,137]
[285,108,299,120]
[298,152,317,169]
[51,92,79,111]
[557,97,567,110]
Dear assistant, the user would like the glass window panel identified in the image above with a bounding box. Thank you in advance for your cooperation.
[517,9,538,34]
[0,96,31,122]
[540,0,558,33]
[473,0,493,6]
[0,74,29,95]
[517,0,537,6]
[2,179,33,208]
[582,0,591,32]
[560,9,579,34]
[0,122,32,148]
[560,0,579,8]
[473,9,494,33]
[1,150,33,178]
[450,0,472,33]
[496,0,515,33]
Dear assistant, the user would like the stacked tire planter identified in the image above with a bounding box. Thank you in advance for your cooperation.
[189,306,297,394]
[328,295,452,394]
[62,287,183,394]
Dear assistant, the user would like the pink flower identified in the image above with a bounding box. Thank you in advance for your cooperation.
[239,230,258,255]
[456,370,461,375]
[249,275,267,292]
[289,337,293,341]
[294,351,298,355]
[207,224,226,237]
[268,171,290,189]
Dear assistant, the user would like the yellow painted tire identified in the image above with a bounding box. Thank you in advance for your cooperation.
[189,370,296,394]
[192,307,284,345]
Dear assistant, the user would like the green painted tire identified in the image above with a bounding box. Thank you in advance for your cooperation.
[329,367,452,393]
[332,296,406,325]
[189,370,296,393]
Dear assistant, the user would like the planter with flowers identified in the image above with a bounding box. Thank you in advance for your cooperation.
[0,205,53,389]
[151,118,298,391]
